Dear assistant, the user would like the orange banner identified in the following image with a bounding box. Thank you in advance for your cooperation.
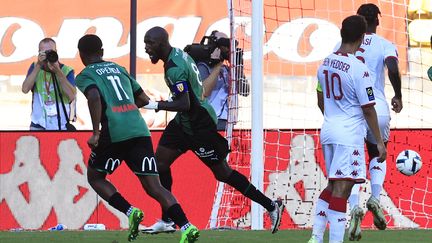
[0,0,408,76]
[0,0,227,75]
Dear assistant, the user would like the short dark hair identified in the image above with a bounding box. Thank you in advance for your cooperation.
[78,34,103,54]
[357,3,381,26]
[340,15,367,44]
[40,37,56,45]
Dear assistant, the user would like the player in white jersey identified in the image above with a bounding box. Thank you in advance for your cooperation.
[347,4,403,241]
[308,15,386,243]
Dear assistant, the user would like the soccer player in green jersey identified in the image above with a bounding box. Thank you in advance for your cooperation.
[141,26,284,234]
[75,34,199,243]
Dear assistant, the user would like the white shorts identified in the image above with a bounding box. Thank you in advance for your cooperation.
[366,115,390,143]
[322,144,366,183]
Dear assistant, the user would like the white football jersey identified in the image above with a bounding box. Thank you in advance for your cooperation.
[355,33,398,115]
[317,52,376,146]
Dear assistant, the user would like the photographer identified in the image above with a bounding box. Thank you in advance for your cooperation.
[22,38,76,130]
[193,31,250,130]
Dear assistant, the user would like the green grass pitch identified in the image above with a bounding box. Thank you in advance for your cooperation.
[0,229,431,243]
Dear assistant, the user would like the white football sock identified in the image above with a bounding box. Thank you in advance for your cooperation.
[348,184,360,210]
[328,196,347,243]
[328,208,347,242]
[369,157,386,200]
[312,198,329,242]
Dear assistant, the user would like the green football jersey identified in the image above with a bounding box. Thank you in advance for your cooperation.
[164,48,217,134]
[76,61,150,142]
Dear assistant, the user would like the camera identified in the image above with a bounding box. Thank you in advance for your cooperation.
[45,50,58,63]
[184,34,232,66]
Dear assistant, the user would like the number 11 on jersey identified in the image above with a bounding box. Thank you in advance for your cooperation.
[107,75,130,101]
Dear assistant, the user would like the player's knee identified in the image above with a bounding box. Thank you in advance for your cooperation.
[87,167,105,185]
[213,171,229,182]
[210,160,233,182]
[332,182,354,198]
[366,141,380,158]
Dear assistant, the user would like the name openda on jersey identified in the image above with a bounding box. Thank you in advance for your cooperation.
[90,62,122,75]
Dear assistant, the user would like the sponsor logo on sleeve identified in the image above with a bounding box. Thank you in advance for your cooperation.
[366,87,375,101]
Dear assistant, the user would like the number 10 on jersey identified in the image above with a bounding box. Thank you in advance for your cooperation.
[323,70,343,100]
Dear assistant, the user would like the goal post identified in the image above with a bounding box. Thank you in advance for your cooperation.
[208,0,432,231]
[250,0,264,230]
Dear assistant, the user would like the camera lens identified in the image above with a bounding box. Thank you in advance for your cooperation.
[45,50,58,63]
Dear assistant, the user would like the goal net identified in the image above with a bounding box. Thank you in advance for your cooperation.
[208,0,432,230]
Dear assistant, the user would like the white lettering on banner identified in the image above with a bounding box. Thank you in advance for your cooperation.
[206,16,252,38]
[56,17,130,59]
[0,17,44,62]
[0,16,338,63]
[142,157,157,172]
[232,135,419,228]
[264,18,340,62]
[0,136,128,229]
[136,16,201,59]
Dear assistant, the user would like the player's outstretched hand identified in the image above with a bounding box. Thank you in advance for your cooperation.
[391,96,403,113]
[377,142,387,162]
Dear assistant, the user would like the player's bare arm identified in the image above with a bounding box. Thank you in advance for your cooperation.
[22,51,48,93]
[362,105,387,162]
[85,87,101,149]
[158,91,190,112]
[142,90,190,112]
[202,62,223,97]
[385,57,402,113]
[135,90,150,108]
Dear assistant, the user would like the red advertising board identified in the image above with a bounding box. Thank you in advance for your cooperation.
[1,129,431,230]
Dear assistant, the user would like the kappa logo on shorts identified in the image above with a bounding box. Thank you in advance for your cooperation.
[350,170,359,176]
[105,158,121,171]
[351,160,359,166]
